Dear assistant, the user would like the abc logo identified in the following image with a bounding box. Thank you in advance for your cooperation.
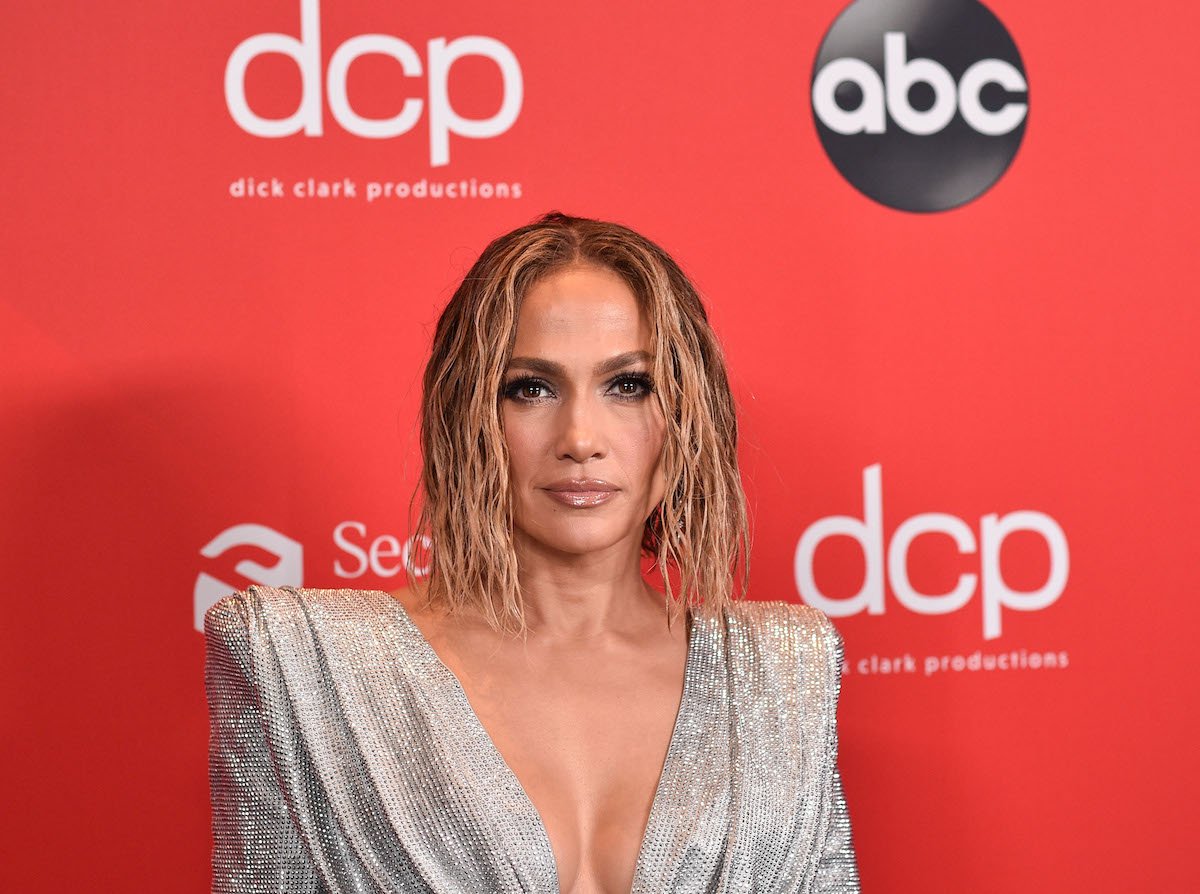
[811,0,1028,212]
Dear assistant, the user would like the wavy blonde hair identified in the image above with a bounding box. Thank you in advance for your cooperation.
[404,211,751,635]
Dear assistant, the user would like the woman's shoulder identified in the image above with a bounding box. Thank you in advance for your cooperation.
[721,598,846,664]
[723,596,840,631]
[204,583,301,628]
[203,584,390,640]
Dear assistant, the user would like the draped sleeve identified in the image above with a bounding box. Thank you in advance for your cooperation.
[204,593,324,893]
[811,618,862,893]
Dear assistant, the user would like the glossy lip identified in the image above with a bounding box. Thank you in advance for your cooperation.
[542,478,619,508]
[543,478,618,492]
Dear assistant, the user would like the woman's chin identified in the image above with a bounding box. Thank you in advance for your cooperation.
[517,520,639,556]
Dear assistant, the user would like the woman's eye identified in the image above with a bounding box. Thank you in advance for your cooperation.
[502,377,551,402]
[502,373,654,403]
[611,374,653,399]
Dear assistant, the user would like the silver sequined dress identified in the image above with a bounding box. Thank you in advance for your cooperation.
[204,585,860,893]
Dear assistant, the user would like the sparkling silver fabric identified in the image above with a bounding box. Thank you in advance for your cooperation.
[205,585,860,893]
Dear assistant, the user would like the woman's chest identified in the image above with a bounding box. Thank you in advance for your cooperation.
[442,637,689,892]
[263,591,839,891]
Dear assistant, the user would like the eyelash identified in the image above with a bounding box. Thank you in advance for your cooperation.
[501,372,655,404]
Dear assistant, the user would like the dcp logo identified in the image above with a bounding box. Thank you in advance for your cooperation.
[811,0,1028,212]
[225,0,523,167]
[795,465,1068,640]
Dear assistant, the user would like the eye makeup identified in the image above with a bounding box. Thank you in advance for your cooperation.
[501,371,654,404]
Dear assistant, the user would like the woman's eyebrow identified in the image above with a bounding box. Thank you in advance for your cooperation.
[506,350,652,377]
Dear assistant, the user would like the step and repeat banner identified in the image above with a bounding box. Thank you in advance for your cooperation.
[3,1,1196,890]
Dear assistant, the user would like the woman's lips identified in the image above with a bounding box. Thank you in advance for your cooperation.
[542,489,618,507]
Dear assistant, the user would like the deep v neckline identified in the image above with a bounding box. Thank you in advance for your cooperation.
[374,588,697,894]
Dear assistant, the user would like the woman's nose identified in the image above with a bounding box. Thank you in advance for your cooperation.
[555,394,607,463]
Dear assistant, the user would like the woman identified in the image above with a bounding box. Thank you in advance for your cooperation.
[205,211,860,893]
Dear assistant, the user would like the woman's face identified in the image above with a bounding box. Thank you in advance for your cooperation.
[501,263,667,559]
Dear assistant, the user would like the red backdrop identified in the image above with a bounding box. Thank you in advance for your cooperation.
[3,1,1197,890]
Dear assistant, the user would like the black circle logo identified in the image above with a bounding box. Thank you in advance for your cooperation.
[811,0,1029,213]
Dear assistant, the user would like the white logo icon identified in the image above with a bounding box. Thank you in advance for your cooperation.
[194,524,304,631]
[812,32,1027,136]
[794,465,1068,639]
[224,0,524,166]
